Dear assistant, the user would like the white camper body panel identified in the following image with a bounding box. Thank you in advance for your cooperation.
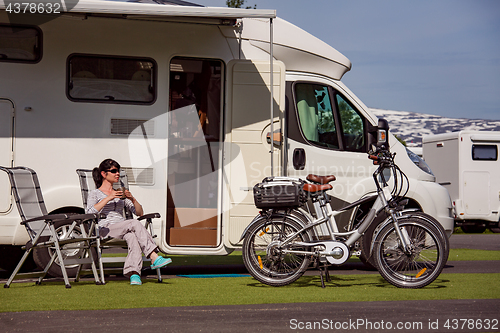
[423,131,500,225]
[0,2,454,260]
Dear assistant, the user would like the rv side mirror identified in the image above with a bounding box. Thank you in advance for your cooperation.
[377,118,390,150]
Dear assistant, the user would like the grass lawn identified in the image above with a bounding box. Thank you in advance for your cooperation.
[171,248,500,266]
[447,248,500,261]
[1,248,499,313]
[0,273,499,312]
[104,248,499,267]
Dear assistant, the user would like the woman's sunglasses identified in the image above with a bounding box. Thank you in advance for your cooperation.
[107,169,120,174]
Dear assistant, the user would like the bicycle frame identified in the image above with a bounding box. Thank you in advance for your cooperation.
[264,154,412,264]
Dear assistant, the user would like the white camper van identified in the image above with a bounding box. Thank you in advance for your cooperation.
[423,131,500,233]
[0,1,453,272]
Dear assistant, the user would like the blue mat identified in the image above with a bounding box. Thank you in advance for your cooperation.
[177,274,250,278]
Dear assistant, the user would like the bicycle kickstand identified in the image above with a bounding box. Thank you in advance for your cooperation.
[316,257,330,288]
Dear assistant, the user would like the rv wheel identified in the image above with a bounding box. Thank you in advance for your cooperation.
[33,219,95,278]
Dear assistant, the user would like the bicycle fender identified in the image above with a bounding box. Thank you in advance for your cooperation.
[238,214,264,243]
[238,212,310,243]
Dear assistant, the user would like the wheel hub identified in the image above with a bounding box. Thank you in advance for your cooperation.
[266,240,283,260]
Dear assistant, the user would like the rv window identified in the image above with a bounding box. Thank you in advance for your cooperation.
[472,145,497,161]
[67,54,156,104]
[0,24,41,63]
[335,95,365,152]
[295,83,339,149]
[169,58,222,141]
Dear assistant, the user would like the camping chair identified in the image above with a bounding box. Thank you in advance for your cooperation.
[1,166,102,288]
[76,169,163,284]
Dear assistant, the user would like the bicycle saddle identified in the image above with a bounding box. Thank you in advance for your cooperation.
[303,183,333,193]
[306,174,336,184]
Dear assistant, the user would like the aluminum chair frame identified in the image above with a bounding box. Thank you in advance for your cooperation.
[1,166,102,289]
[76,169,162,284]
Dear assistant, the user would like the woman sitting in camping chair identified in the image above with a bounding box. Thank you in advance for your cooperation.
[86,158,171,285]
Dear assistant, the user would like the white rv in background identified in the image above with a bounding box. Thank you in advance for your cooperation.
[0,0,453,274]
[423,131,500,233]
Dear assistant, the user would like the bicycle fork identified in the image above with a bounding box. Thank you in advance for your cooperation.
[344,186,412,253]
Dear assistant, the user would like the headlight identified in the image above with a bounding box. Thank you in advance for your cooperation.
[406,148,434,176]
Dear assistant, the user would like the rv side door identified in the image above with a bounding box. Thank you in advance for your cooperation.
[224,60,286,247]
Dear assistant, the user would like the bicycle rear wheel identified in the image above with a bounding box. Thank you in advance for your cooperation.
[242,215,312,287]
[373,217,448,288]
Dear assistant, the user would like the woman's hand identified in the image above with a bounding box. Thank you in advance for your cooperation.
[108,190,123,201]
[93,189,122,213]
[122,190,131,200]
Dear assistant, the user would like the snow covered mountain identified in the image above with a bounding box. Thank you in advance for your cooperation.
[370,108,500,147]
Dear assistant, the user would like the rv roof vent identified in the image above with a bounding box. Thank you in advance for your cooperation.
[111,119,154,136]
[122,167,154,185]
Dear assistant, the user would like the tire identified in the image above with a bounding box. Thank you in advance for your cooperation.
[360,211,450,270]
[242,214,312,287]
[460,225,487,233]
[400,211,450,254]
[373,217,448,289]
[33,219,93,278]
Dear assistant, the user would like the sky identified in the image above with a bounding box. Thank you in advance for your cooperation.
[191,0,500,120]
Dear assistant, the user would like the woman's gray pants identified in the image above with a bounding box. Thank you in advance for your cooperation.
[100,219,157,277]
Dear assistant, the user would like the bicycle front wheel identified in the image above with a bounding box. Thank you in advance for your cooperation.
[242,215,312,287]
[373,217,448,288]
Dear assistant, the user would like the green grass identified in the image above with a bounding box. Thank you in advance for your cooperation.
[448,249,500,261]
[453,227,495,234]
[166,248,499,266]
[2,249,498,313]
[1,273,499,312]
[101,249,500,267]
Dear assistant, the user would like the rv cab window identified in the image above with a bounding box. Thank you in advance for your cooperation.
[294,82,366,152]
[0,24,41,63]
[295,83,339,149]
[336,95,365,152]
[67,54,156,104]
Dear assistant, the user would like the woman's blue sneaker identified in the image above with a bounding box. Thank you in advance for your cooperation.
[130,274,142,285]
[151,256,172,269]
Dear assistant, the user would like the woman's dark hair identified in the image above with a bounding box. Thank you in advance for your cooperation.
[92,159,120,188]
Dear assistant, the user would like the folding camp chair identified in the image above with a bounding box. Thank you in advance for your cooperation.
[1,166,102,288]
[76,169,163,284]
